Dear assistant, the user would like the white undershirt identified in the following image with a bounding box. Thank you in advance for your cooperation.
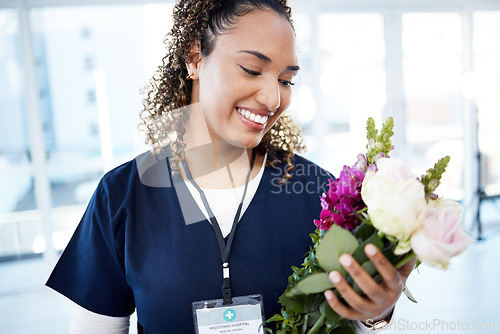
[184,154,266,237]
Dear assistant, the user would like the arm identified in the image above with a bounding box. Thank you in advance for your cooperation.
[70,304,130,334]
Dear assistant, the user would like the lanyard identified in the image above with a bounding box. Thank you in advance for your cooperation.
[181,149,256,305]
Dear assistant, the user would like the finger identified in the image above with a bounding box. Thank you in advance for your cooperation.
[398,258,417,283]
[327,270,374,315]
[338,253,386,303]
[324,286,365,321]
[365,244,403,293]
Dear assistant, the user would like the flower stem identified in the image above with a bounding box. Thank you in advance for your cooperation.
[394,251,416,269]
[306,312,326,334]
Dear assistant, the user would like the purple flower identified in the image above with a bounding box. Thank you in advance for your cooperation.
[314,161,367,232]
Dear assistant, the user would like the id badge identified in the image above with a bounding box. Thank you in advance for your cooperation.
[193,294,265,334]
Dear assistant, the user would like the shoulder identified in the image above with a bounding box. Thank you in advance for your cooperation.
[267,152,334,181]
[94,150,172,211]
[291,154,333,179]
[263,153,334,200]
[100,149,172,189]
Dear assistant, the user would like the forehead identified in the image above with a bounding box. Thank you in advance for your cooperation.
[214,9,298,64]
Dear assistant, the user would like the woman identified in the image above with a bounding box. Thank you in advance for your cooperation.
[47,0,414,333]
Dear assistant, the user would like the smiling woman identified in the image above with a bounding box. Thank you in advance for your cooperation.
[139,0,306,184]
[45,1,412,333]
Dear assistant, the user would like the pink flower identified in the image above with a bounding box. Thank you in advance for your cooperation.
[410,198,474,269]
[314,218,333,231]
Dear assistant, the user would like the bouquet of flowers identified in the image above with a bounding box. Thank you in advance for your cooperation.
[266,117,473,334]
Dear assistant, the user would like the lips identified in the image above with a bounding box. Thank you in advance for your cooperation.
[237,107,272,125]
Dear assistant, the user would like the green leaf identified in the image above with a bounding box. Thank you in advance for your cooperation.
[279,292,324,313]
[310,230,320,244]
[319,301,341,327]
[306,310,321,328]
[316,225,359,274]
[351,231,384,265]
[279,294,304,313]
[281,309,290,320]
[286,272,334,296]
[266,314,284,322]
[353,222,375,240]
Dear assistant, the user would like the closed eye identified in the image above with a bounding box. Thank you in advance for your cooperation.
[240,65,294,87]
[279,79,294,87]
[239,65,261,76]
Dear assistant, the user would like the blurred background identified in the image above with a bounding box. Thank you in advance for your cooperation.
[1,0,499,333]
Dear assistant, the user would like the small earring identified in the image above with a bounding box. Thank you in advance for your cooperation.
[186,72,194,80]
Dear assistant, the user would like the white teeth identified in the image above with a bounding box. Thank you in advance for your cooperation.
[238,108,269,125]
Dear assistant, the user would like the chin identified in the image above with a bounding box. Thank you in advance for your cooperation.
[224,132,263,149]
[242,136,264,150]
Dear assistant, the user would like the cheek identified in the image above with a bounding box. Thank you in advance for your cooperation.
[198,62,229,106]
[280,86,293,106]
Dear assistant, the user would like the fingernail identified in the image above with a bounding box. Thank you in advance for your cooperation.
[325,291,333,300]
[365,244,377,256]
[339,254,352,267]
[329,271,341,284]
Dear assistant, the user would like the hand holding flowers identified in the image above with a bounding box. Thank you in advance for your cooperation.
[267,117,473,333]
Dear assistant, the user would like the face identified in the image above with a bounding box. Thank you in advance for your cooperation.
[189,9,299,149]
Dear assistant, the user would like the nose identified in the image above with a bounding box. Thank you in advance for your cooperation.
[255,79,281,112]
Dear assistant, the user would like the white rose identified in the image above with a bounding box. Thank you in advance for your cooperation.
[411,198,474,269]
[361,158,426,243]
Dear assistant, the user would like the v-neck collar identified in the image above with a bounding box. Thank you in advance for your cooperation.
[168,155,268,239]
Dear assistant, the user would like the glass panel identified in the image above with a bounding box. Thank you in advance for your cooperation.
[30,4,173,250]
[473,11,500,195]
[402,13,463,199]
[0,10,42,258]
[316,13,386,172]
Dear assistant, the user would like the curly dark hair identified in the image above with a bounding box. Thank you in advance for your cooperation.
[139,0,306,182]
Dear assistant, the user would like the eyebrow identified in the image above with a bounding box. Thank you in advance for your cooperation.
[238,50,300,72]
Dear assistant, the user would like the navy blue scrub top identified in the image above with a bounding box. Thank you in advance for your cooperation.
[46,150,333,333]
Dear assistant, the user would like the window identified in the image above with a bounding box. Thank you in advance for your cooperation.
[473,11,500,194]
[0,4,174,256]
[0,10,41,257]
[311,13,386,173]
[401,12,464,199]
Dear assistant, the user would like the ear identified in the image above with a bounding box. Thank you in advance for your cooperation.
[185,39,203,80]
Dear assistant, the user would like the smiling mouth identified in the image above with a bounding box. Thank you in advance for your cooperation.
[237,108,269,125]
